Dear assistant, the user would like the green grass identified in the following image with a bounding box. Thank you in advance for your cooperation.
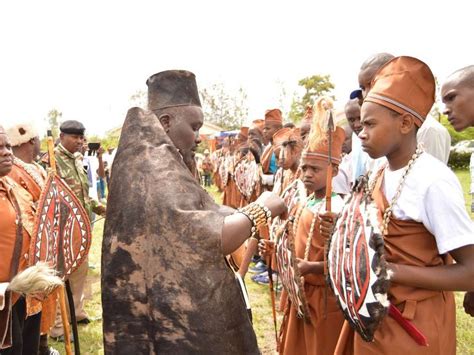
[50,172,473,354]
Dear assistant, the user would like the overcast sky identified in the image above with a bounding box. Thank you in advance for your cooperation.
[0,0,472,135]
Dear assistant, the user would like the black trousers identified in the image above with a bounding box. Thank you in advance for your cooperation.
[0,297,41,355]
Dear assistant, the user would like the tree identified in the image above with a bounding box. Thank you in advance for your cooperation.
[40,109,63,152]
[47,109,62,139]
[200,83,248,130]
[288,74,335,122]
[129,90,147,108]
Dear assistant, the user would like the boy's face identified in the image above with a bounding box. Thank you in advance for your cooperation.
[345,101,362,136]
[300,158,328,193]
[263,122,282,143]
[358,67,377,99]
[278,142,300,170]
[441,81,474,131]
[299,120,311,144]
[359,102,404,159]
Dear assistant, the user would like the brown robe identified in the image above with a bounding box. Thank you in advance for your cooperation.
[279,206,345,355]
[335,172,456,355]
[101,108,259,354]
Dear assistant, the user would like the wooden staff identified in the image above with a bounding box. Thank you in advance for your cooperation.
[47,131,78,355]
[57,286,72,355]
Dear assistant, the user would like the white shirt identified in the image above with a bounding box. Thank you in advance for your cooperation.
[308,193,345,215]
[382,153,473,254]
[83,155,99,201]
[416,115,451,164]
[333,153,352,195]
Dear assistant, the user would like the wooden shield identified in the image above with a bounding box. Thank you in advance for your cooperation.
[275,218,311,322]
[273,179,310,321]
[29,174,92,279]
[234,153,260,200]
[327,178,390,342]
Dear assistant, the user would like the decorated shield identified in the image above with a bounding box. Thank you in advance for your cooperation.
[234,152,260,200]
[218,155,229,187]
[327,177,390,342]
[30,174,92,279]
[275,218,311,322]
[273,179,311,321]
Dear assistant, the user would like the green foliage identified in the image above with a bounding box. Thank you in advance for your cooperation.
[47,109,62,140]
[288,74,335,122]
[200,83,248,130]
[448,151,472,170]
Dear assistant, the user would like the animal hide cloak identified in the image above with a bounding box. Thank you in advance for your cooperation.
[101,108,259,354]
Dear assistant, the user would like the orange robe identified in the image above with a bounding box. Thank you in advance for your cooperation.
[335,173,456,355]
[0,177,33,349]
[8,163,58,334]
[279,206,345,355]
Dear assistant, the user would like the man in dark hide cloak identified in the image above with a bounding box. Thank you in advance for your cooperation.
[101,70,286,354]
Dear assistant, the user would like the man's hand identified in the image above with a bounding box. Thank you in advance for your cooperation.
[258,239,275,258]
[95,204,106,216]
[318,212,338,239]
[97,146,105,158]
[463,291,474,317]
[297,258,311,276]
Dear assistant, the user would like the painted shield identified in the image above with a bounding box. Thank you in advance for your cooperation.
[218,155,229,187]
[275,218,311,322]
[29,174,92,279]
[273,179,310,321]
[327,179,390,342]
[234,152,260,200]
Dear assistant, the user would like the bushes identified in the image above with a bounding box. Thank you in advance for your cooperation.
[448,151,472,169]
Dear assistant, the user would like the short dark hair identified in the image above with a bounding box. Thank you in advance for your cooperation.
[447,65,474,88]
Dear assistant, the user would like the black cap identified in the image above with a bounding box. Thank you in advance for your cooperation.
[350,89,362,100]
[60,120,85,135]
[146,70,202,111]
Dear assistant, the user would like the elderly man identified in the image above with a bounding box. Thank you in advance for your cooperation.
[102,70,286,354]
[0,125,43,354]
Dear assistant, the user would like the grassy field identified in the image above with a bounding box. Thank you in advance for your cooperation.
[50,170,473,354]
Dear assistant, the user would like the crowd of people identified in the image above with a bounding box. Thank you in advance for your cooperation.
[0,53,473,355]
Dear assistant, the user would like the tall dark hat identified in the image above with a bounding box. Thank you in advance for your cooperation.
[146,70,202,111]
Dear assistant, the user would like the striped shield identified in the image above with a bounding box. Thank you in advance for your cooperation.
[274,179,310,322]
[29,174,92,279]
[327,178,390,342]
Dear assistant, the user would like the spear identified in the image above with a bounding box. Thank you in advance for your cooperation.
[323,109,334,319]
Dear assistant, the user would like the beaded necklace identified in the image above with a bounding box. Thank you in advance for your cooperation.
[13,157,45,189]
[369,144,424,235]
[303,194,328,261]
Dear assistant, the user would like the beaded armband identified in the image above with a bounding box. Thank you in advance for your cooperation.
[238,202,272,240]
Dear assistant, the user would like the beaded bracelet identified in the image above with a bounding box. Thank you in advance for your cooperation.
[238,202,272,239]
